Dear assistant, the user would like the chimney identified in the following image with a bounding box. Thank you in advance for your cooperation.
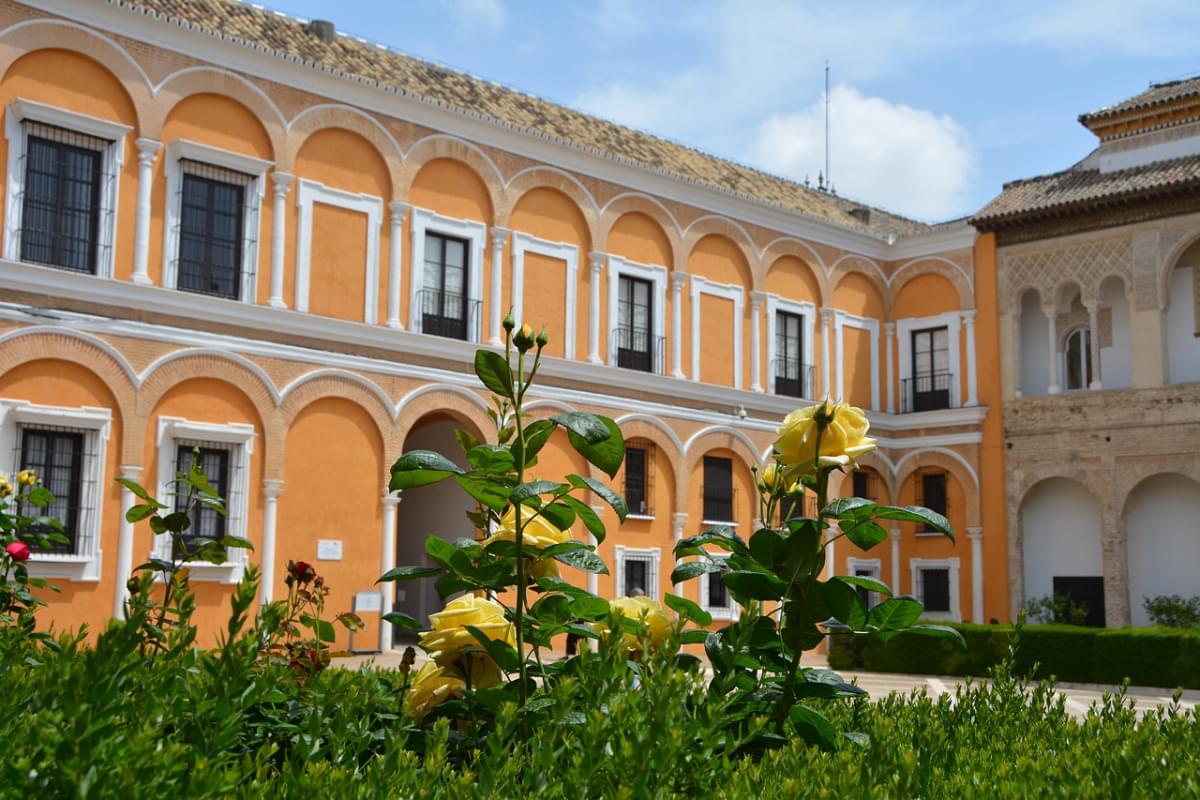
[306,19,336,45]
[848,207,871,226]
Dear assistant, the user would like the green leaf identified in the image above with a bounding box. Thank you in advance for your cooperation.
[670,560,722,584]
[124,504,158,523]
[559,495,606,544]
[302,615,336,643]
[382,612,424,631]
[425,537,458,569]
[552,548,608,574]
[217,535,254,550]
[454,429,479,457]
[538,502,576,532]
[162,511,191,533]
[789,704,839,751]
[389,450,465,490]
[537,541,588,558]
[565,416,624,479]
[512,419,555,469]
[749,528,789,567]
[704,631,734,673]
[25,486,54,509]
[551,411,610,444]
[874,505,954,541]
[567,474,628,522]
[116,477,160,504]
[464,625,521,672]
[902,623,967,647]
[531,593,573,627]
[665,593,712,626]
[567,594,610,621]
[680,629,710,645]
[823,497,877,519]
[474,349,515,399]
[468,445,514,474]
[723,570,787,601]
[453,474,510,512]
[378,565,443,582]
[511,480,567,503]
[822,578,867,630]
[868,596,923,630]
[833,574,892,598]
[840,518,888,550]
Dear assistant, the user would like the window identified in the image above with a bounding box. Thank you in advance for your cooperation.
[699,557,737,620]
[774,310,810,398]
[910,557,960,621]
[0,400,111,581]
[779,489,817,524]
[176,163,249,300]
[852,470,872,501]
[615,546,660,599]
[172,443,231,559]
[421,231,471,340]
[616,275,657,372]
[4,98,130,279]
[907,326,951,412]
[848,558,882,607]
[915,470,948,534]
[624,443,655,517]
[702,456,735,523]
[1064,328,1092,391]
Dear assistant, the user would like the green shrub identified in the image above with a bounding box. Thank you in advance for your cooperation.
[1143,594,1200,628]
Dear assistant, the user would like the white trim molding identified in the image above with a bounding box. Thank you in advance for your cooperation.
[296,178,383,324]
[764,294,817,398]
[408,207,486,342]
[0,399,111,581]
[699,557,740,621]
[690,275,745,389]
[511,231,580,358]
[897,310,963,410]
[834,311,881,410]
[910,556,962,622]
[3,97,129,280]
[161,139,270,303]
[613,544,661,600]
[152,415,256,583]
[606,254,668,370]
[847,556,884,606]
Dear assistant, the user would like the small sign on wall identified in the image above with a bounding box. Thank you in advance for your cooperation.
[316,539,343,561]
[354,591,383,613]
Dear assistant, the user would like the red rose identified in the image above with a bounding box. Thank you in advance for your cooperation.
[288,560,316,584]
[6,541,30,562]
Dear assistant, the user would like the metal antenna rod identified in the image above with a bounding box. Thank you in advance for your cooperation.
[824,59,830,189]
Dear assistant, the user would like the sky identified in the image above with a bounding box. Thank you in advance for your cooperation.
[265,0,1200,223]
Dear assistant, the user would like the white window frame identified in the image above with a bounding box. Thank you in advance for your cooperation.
[295,178,383,324]
[614,544,661,600]
[0,399,111,581]
[607,254,668,369]
[910,556,961,622]
[834,311,881,410]
[699,556,739,621]
[511,231,579,358]
[3,98,130,279]
[765,294,817,397]
[409,207,486,342]
[690,275,745,389]
[897,311,961,409]
[152,416,255,584]
[161,139,270,304]
[847,556,883,607]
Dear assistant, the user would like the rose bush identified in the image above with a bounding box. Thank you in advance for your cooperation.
[596,595,674,655]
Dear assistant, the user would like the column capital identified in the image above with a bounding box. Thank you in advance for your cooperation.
[271,170,294,193]
[671,511,689,530]
[490,226,511,247]
[1083,299,1100,314]
[381,492,402,508]
[388,200,410,218]
[961,308,977,324]
[587,250,606,269]
[120,465,143,481]
[966,526,983,541]
[750,290,768,305]
[889,526,902,542]
[134,137,161,161]
[1041,302,1058,318]
[263,479,284,498]
[670,270,688,289]
[884,321,896,335]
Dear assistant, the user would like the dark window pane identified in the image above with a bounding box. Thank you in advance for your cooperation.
[617,276,655,372]
[177,171,245,300]
[625,446,648,516]
[421,232,471,340]
[703,456,734,522]
[921,568,951,612]
[624,559,648,597]
[852,471,870,499]
[774,311,808,398]
[708,570,729,608]
[173,445,230,559]
[921,473,947,516]
[908,326,951,411]
[21,134,102,273]
[854,567,875,606]
[19,429,84,554]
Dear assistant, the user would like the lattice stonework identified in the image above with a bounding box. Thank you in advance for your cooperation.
[1000,235,1133,312]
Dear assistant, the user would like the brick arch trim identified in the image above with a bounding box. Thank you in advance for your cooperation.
[285,103,403,196]
[147,66,287,156]
[894,447,980,526]
[679,425,764,514]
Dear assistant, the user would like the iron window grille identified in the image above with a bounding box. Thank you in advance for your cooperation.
[421,232,474,340]
[418,287,479,341]
[619,552,659,598]
[774,310,813,398]
[172,441,240,560]
[851,470,878,502]
[916,566,951,613]
[16,122,114,275]
[624,442,656,517]
[779,489,818,524]
[914,469,948,533]
[616,276,664,373]
[173,159,255,300]
[702,455,737,523]
[906,325,952,411]
[14,426,93,555]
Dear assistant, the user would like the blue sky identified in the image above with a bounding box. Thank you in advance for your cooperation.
[267,0,1199,222]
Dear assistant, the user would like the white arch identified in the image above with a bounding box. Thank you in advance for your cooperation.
[0,325,138,385]
[395,382,490,419]
[0,18,154,91]
[615,412,686,455]
[828,252,889,284]
[505,164,599,212]
[683,424,765,464]
[599,191,684,238]
[889,255,974,293]
[278,368,396,419]
[289,102,405,161]
[153,65,288,128]
[894,446,979,489]
[683,214,761,257]
[760,235,829,273]
[403,132,505,184]
[523,398,577,416]
[139,348,281,405]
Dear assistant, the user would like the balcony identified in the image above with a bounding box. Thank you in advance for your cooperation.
[701,485,737,524]
[611,327,666,374]
[773,357,814,399]
[418,288,479,341]
[902,372,954,413]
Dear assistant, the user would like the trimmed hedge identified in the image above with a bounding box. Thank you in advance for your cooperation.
[828,622,1200,688]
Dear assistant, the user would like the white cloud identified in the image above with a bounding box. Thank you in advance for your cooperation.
[751,86,974,221]
[445,0,506,31]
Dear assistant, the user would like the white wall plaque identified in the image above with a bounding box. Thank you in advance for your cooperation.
[317,539,343,561]
[354,591,383,613]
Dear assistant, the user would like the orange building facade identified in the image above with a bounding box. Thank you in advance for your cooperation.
[0,0,1007,649]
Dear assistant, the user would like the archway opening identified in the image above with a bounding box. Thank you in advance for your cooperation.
[1021,478,1104,626]
[1125,473,1200,627]
[1166,239,1200,385]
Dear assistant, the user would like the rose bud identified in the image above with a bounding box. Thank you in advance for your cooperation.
[6,541,31,562]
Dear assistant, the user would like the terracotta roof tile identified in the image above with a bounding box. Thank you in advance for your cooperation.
[1080,76,1200,124]
[112,0,930,239]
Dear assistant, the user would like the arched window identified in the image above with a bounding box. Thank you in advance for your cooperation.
[1064,327,1092,391]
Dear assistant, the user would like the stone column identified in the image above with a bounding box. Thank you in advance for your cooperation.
[884,322,896,414]
[1011,306,1023,399]
[670,272,687,379]
[750,291,765,392]
[963,310,979,406]
[268,171,293,308]
[1086,301,1102,390]
[587,252,604,364]
[489,228,509,346]
[379,492,401,652]
[1044,303,1061,395]
[820,307,833,398]
[890,527,901,596]
[131,138,160,286]
[1102,505,1129,628]
[260,480,284,604]
[113,465,141,618]
[967,526,983,623]
[386,203,408,329]
[589,504,606,596]
[672,512,689,596]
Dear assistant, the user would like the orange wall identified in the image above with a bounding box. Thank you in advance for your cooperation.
[308,204,369,322]
[521,251,569,358]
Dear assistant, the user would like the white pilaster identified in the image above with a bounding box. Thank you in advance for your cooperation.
[587,251,604,364]
[890,527,901,596]
[1086,301,1102,390]
[268,171,292,309]
[1045,304,1061,394]
[963,310,979,406]
[672,511,689,596]
[131,138,160,286]
[820,307,833,398]
[670,271,687,379]
[833,311,845,401]
[750,291,765,392]
[260,479,283,604]
[489,227,509,345]
[113,465,141,618]
[967,526,983,624]
[884,322,896,414]
[380,492,401,652]
[386,203,409,329]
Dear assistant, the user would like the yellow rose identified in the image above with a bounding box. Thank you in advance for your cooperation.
[597,596,674,654]
[485,504,572,550]
[529,558,560,580]
[0,475,11,499]
[774,402,876,470]
[419,594,515,663]
[760,463,780,490]
[405,657,503,723]
[15,469,36,487]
